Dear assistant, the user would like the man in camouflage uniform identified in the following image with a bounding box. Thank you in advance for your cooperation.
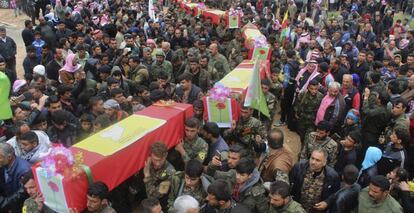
[184,58,211,93]
[228,47,243,70]
[200,55,219,84]
[269,67,283,101]
[293,80,324,143]
[290,149,340,212]
[141,142,175,209]
[224,106,267,154]
[175,118,208,164]
[208,43,230,80]
[151,50,173,81]
[226,30,243,58]
[167,160,212,212]
[22,172,54,213]
[383,98,410,140]
[176,7,191,21]
[267,180,306,213]
[171,54,186,84]
[261,79,277,130]
[300,121,339,167]
[141,47,154,73]
[215,19,228,40]
[128,55,149,86]
[207,158,268,213]
[187,41,201,60]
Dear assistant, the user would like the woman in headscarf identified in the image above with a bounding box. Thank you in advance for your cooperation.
[59,53,81,85]
[358,146,382,188]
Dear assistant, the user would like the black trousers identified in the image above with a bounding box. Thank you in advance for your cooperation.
[5,57,16,74]
[280,86,295,123]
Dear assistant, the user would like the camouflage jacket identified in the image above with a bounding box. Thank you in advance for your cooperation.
[144,161,176,199]
[225,116,267,152]
[151,60,173,81]
[128,65,149,86]
[22,197,55,213]
[184,69,211,93]
[293,90,323,129]
[208,53,230,80]
[226,39,242,58]
[384,114,410,140]
[265,198,306,213]
[167,172,213,212]
[264,92,277,115]
[208,168,268,213]
[182,136,209,163]
[228,52,243,70]
[300,132,339,167]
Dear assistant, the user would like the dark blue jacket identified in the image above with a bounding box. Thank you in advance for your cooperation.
[0,157,30,196]
[0,157,30,212]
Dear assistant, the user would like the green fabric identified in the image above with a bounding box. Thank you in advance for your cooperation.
[0,72,12,120]
[244,60,270,118]
[81,165,94,184]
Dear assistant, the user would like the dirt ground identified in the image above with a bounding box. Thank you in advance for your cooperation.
[0,9,28,79]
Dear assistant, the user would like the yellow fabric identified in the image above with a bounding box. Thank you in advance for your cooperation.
[74,115,166,156]
[185,3,199,8]
[282,10,289,24]
[219,68,253,89]
[204,9,226,15]
[244,28,261,40]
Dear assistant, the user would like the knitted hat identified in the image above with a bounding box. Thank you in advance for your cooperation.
[12,80,27,93]
[103,99,120,110]
[33,65,46,76]
[346,109,360,123]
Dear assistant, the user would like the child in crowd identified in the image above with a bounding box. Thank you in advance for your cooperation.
[79,114,94,140]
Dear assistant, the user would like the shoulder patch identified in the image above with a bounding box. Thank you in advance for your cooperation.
[198,152,206,161]
[251,185,265,197]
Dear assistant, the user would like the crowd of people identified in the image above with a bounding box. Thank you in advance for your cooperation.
[1,0,414,212]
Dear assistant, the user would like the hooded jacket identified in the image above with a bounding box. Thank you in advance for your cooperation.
[208,168,268,213]
[358,147,382,188]
[7,130,51,164]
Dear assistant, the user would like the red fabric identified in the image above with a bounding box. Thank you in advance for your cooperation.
[34,103,193,211]
[202,10,225,24]
[193,7,199,16]
[341,88,361,110]
[237,60,270,80]
[184,4,193,14]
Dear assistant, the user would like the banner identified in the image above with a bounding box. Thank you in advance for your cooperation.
[0,72,12,120]
[206,97,232,128]
[35,168,68,213]
[228,13,240,29]
[252,46,270,60]
[244,59,270,117]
